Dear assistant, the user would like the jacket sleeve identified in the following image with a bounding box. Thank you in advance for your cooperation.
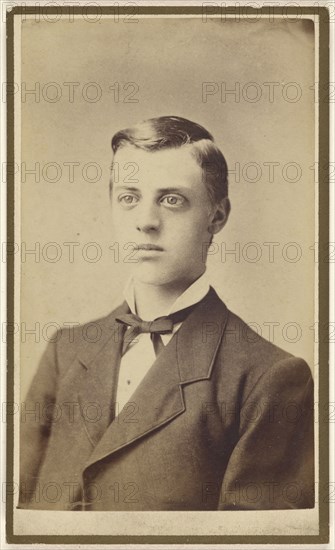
[18,336,59,508]
[218,357,315,510]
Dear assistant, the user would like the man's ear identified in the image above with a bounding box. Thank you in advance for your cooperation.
[208,197,231,235]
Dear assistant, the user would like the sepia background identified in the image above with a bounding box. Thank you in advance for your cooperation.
[13,12,320,539]
[19,16,316,396]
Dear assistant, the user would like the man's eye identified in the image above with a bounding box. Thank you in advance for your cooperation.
[118,194,138,205]
[160,195,185,207]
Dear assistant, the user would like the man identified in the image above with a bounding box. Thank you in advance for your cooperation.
[19,116,314,511]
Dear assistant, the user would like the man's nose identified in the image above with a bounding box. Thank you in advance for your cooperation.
[136,201,161,232]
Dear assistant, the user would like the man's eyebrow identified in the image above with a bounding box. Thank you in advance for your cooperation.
[113,186,140,192]
[113,185,192,194]
[156,187,191,194]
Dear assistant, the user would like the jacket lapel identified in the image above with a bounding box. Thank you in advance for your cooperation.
[82,287,229,470]
[76,301,128,446]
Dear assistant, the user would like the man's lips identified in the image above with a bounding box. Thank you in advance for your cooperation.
[135,244,164,251]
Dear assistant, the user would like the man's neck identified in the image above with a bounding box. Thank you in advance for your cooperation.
[133,273,205,320]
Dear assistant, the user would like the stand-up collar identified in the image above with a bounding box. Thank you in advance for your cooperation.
[123,271,210,318]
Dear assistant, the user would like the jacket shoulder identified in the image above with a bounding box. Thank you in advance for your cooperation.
[224,308,294,361]
[216,307,312,397]
[52,302,126,373]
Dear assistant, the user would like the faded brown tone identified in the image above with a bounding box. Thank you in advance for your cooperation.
[19,17,316,399]
[19,288,314,511]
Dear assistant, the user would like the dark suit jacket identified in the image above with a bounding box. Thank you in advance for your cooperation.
[19,287,314,511]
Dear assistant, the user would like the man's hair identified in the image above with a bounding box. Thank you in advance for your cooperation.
[110,115,229,205]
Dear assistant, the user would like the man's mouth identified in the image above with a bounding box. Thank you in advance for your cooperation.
[135,244,164,251]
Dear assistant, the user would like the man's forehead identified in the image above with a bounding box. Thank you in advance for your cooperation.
[113,144,202,177]
[113,146,204,191]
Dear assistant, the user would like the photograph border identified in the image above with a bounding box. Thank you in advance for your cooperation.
[5,3,330,544]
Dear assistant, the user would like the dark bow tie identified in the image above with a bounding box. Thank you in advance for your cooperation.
[115,304,197,356]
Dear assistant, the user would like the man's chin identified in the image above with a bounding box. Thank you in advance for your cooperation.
[132,263,177,287]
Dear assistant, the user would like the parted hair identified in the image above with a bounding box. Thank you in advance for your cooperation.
[110,116,229,205]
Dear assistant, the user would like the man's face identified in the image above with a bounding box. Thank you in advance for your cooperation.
[110,145,218,287]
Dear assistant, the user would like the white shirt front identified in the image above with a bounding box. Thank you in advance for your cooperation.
[115,272,210,414]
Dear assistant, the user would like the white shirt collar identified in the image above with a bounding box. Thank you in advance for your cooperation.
[123,272,210,318]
